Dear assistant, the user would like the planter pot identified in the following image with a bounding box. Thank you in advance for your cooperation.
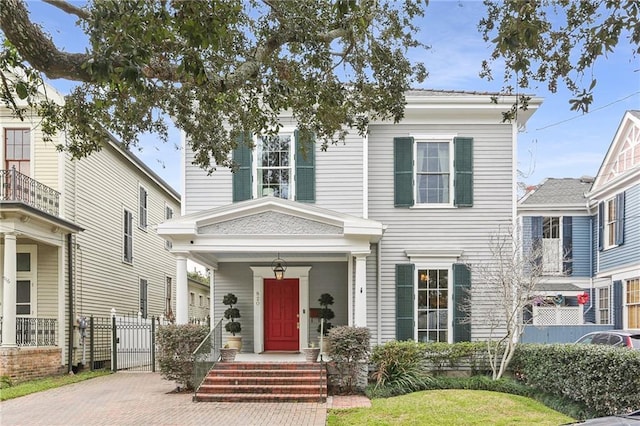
[226,336,242,351]
[319,338,330,353]
[219,348,238,362]
[302,348,321,362]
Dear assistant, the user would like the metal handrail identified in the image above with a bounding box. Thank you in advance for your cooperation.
[191,318,223,396]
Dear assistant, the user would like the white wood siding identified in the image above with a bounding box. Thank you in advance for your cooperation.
[71,142,180,318]
[37,244,58,318]
[368,123,516,342]
[183,130,364,217]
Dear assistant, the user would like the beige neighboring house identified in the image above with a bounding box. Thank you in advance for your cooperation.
[0,82,180,382]
[188,276,210,324]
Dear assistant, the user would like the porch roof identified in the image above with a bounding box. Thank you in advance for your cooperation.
[157,197,384,267]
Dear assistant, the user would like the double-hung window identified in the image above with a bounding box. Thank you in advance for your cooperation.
[627,278,640,329]
[394,136,473,207]
[138,185,148,230]
[123,209,133,263]
[231,130,315,202]
[164,204,173,250]
[256,134,292,199]
[5,129,31,175]
[416,141,451,204]
[599,192,625,250]
[598,287,610,324]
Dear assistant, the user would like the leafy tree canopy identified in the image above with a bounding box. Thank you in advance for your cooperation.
[0,0,427,172]
[480,0,639,120]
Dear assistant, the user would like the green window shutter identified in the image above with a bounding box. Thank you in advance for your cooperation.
[452,263,471,342]
[232,133,252,202]
[295,130,315,202]
[394,137,414,207]
[454,137,473,207]
[395,263,415,341]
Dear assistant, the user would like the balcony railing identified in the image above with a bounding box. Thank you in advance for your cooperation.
[0,317,58,346]
[1,167,60,216]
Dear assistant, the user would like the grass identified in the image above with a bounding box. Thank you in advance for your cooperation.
[328,389,575,426]
[0,370,111,401]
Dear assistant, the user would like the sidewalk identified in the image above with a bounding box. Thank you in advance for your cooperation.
[0,373,326,426]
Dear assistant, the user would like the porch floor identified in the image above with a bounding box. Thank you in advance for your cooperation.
[235,352,331,362]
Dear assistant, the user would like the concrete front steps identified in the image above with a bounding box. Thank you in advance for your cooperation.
[194,361,327,403]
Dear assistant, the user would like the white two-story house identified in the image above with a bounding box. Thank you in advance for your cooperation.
[158,89,542,352]
[0,83,180,381]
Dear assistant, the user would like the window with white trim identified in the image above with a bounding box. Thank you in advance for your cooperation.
[138,185,148,229]
[164,204,173,250]
[189,292,195,306]
[417,268,449,343]
[627,278,640,329]
[256,133,293,199]
[123,209,133,263]
[415,140,452,205]
[605,198,617,248]
[542,216,562,273]
[598,287,610,325]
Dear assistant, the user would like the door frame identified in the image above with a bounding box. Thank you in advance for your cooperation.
[250,266,311,353]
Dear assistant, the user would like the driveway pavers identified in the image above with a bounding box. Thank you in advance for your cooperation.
[0,372,328,426]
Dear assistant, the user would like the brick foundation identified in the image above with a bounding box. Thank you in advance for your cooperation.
[0,347,65,383]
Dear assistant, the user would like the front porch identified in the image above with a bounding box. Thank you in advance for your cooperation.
[158,197,384,353]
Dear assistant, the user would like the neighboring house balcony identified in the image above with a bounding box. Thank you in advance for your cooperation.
[0,317,58,346]
[1,167,60,216]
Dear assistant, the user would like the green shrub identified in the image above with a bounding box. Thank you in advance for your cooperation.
[326,326,370,394]
[423,341,487,373]
[513,343,640,416]
[156,324,209,390]
[370,340,432,393]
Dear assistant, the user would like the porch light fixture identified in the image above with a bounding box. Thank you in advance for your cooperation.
[271,254,287,280]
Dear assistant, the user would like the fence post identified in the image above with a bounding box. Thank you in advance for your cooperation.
[151,316,156,373]
[111,315,117,372]
[89,316,95,371]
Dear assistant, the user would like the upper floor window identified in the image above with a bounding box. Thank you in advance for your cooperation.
[139,185,148,229]
[123,209,133,263]
[542,217,561,273]
[530,216,572,276]
[256,134,292,199]
[394,136,473,208]
[164,204,173,250]
[598,192,625,250]
[415,141,451,204]
[4,129,31,175]
[232,130,315,203]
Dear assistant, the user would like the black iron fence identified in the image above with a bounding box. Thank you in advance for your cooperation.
[1,167,61,216]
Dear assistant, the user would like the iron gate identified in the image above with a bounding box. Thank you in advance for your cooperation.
[87,315,159,372]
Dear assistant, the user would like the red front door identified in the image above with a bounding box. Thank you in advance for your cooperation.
[264,279,299,351]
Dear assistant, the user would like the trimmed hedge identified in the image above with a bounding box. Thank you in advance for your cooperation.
[512,343,640,416]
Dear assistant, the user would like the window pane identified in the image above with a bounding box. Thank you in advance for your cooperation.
[16,253,31,271]
[417,269,449,343]
[17,280,30,303]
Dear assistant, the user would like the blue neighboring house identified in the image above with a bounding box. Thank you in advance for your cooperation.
[519,110,640,339]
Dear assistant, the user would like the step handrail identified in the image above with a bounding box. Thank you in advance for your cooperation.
[192,317,223,397]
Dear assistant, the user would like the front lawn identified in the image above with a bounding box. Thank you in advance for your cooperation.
[328,389,574,425]
[0,370,111,401]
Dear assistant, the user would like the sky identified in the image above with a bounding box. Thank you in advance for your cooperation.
[19,0,640,191]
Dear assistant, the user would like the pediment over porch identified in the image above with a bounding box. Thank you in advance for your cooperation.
[157,197,384,266]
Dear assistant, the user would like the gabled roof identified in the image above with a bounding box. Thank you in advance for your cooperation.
[519,177,592,210]
[588,110,640,198]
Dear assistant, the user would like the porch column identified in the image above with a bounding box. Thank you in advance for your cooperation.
[2,233,17,347]
[176,255,188,324]
[353,253,368,327]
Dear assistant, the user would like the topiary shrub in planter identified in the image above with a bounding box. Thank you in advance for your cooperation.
[326,326,370,394]
[156,324,209,390]
[223,293,242,350]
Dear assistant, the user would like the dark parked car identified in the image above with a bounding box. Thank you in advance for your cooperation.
[575,330,640,349]
[565,409,640,424]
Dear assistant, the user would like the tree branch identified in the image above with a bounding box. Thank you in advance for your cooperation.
[42,0,90,20]
[0,0,92,81]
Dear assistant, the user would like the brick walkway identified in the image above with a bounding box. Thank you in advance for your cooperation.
[0,372,371,426]
[0,373,326,425]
